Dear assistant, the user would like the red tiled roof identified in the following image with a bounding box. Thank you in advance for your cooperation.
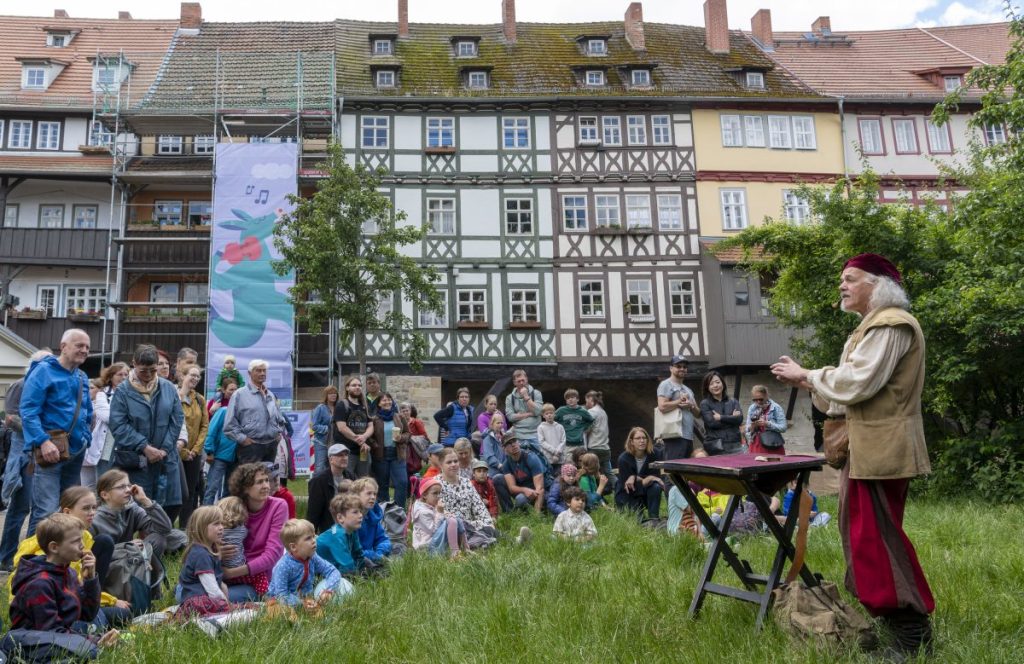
[0,154,113,176]
[0,14,179,110]
[701,240,766,264]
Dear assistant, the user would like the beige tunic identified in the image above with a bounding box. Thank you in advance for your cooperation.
[808,326,912,416]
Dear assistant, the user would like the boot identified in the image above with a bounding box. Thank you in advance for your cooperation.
[889,608,935,658]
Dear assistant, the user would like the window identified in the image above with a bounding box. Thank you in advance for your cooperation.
[418,294,448,328]
[625,195,652,229]
[745,71,765,89]
[892,118,918,154]
[984,123,1007,145]
[3,204,17,227]
[88,121,113,147]
[248,136,297,144]
[0,120,3,147]
[669,280,695,317]
[502,117,530,149]
[183,283,209,314]
[720,189,747,230]
[720,115,743,147]
[627,116,647,146]
[457,41,477,57]
[93,64,120,91]
[375,70,395,88]
[373,39,393,55]
[457,290,487,323]
[72,205,98,229]
[587,39,607,55]
[782,190,811,225]
[40,205,64,228]
[579,281,605,318]
[743,115,765,147]
[426,198,455,234]
[563,195,588,231]
[505,199,533,235]
[155,200,183,226]
[602,117,621,146]
[578,116,598,143]
[150,282,180,312]
[585,70,605,86]
[375,292,394,320]
[47,33,67,47]
[510,289,539,323]
[24,67,46,89]
[926,120,952,153]
[157,135,183,155]
[734,277,750,306]
[426,118,455,148]
[9,120,32,149]
[361,116,389,149]
[626,280,653,318]
[631,69,650,86]
[792,116,816,150]
[193,135,216,154]
[652,115,672,145]
[657,194,683,230]
[188,201,211,226]
[858,118,884,154]
[65,286,106,315]
[38,287,58,317]
[595,195,620,228]
[943,75,961,92]
[467,71,488,89]
[767,116,792,148]
[36,122,60,150]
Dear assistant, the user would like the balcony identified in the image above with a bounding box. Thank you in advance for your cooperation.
[3,316,113,353]
[0,229,112,267]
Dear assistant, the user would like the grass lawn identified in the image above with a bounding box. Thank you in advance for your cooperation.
[6,495,1024,662]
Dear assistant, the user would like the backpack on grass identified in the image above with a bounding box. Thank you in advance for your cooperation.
[0,629,98,662]
[103,541,165,615]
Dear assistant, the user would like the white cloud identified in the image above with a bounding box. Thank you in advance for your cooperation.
[250,163,293,180]
[936,1,1009,24]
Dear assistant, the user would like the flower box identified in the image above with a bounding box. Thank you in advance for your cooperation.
[593,225,625,235]
[13,309,47,320]
[508,320,541,330]
[456,320,490,330]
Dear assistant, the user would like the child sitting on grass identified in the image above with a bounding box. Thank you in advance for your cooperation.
[215,355,244,392]
[177,506,231,617]
[216,496,248,573]
[577,453,608,510]
[546,463,578,516]
[267,519,351,608]
[316,494,366,577]
[352,478,392,564]
[411,478,470,558]
[470,459,499,518]
[552,487,597,542]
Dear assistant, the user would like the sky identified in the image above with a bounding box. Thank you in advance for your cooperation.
[0,0,1014,29]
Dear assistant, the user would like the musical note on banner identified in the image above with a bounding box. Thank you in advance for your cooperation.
[254,189,269,204]
[245,185,255,195]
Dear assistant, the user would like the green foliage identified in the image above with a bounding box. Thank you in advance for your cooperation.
[272,142,443,374]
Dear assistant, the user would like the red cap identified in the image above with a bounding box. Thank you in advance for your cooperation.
[843,253,901,284]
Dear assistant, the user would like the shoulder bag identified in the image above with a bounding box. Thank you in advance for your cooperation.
[822,418,849,470]
[653,407,683,440]
[34,376,83,468]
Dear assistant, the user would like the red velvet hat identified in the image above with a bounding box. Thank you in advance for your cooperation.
[843,253,901,284]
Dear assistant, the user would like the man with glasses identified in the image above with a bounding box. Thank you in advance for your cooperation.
[656,354,701,461]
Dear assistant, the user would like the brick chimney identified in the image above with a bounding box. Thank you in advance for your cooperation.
[180,3,202,30]
[812,16,831,35]
[502,0,517,44]
[751,9,772,49]
[704,0,729,55]
[54,9,68,18]
[624,2,645,51]
[118,11,132,20]
[398,0,409,38]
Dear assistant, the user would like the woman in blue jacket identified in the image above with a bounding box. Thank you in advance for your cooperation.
[433,387,474,447]
[311,386,338,475]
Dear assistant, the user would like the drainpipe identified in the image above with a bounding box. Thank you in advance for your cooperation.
[836,96,850,189]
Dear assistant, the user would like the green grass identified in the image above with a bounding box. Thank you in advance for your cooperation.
[9,497,1024,662]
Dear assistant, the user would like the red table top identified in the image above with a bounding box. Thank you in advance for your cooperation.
[655,454,824,479]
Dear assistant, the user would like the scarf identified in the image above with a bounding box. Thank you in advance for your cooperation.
[128,370,158,400]
[377,405,395,423]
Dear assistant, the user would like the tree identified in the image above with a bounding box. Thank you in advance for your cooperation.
[272,141,444,377]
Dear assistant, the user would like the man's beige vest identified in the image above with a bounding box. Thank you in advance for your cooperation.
[845,307,931,480]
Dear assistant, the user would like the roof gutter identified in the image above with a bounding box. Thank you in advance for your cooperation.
[342,94,835,105]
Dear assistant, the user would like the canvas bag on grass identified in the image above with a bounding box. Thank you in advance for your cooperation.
[104,541,165,615]
[653,407,683,440]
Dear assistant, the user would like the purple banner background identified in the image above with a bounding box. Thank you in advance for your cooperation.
[285,411,312,476]
[206,143,297,406]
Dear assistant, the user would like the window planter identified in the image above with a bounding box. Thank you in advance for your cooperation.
[508,320,541,330]
[12,309,47,320]
[627,226,654,235]
[424,146,457,155]
[593,226,625,235]
[68,313,102,323]
[78,144,111,155]
[456,320,490,329]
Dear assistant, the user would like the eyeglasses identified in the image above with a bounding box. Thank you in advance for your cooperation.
[112,483,131,491]
[752,398,766,403]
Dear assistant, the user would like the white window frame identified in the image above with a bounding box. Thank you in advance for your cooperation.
[373,39,393,55]
[36,121,60,150]
[943,75,961,92]
[792,116,817,150]
[154,200,183,226]
[925,120,952,154]
[156,135,183,155]
[782,190,811,225]
[767,115,793,149]
[563,195,588,231]
[149,282,180,313]
[72,205,98,229]
[578,116,599,143]
[426,117,455,148]
[505,198,533,235]
[625,194,652,229]
[745,71,765,89]
[587,39,607,55]
[743,115,766,147]
[720,189,748,230]
[585,70,605,86]
[467,71,488,89]
[9,120,32,149]
[652,115,672,146]
[892,118,919,154]
[92,63,123,92]
[858,118,885,155]
[656,194,683,230]
[668,279,695,317]
[0,120,4,148]
[193,134,216,154]
[984,123,1007,146]
[37,286,59,317]
[375,70,396,88]
[375,292,394,321]
[502,117,530,149]
[457,41,477,57]
[188,201,212,226]
[39,205,65,229]
[23,66,47,89]
[509,289,539,323]
[88,121,113,147]
[602,116,621,146]
[626,279,654,318]
[631,69,650,86]
[595,195,620,228]
[47,33,68,48]
[419,290,448,328]
[720,114,743,147]
[65,285,107,316]
[426,197,455,234]
[627,115,647,146]
[3,203,17,227]
[457,289,487,323]
[578,280,605,318]
[361,116,390,149]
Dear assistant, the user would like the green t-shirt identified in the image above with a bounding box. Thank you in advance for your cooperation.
[554,405,594,444]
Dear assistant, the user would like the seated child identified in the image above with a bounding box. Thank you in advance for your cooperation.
[316,494,366,576]
[267,519,352,608]
[411,478,469,558]
[216,355,244,392]
[269,464,296,520]
[216,496,248,572]
[552,487,597,542]
[352,478,392,563]
[421,444,445,481]
[177,506,231,617]
[667,485,701,539]
[470,460,499,518]
[546,463,578,516]
[9,513,118,647]
[781,481,831,527]
[577,453,608,510]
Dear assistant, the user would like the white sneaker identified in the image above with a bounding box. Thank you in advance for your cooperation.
[515,526,532,545]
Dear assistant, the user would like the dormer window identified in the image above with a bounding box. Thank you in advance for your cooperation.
[373,39,393,55]
[24,67,47,89]
[588,39,607,55]
[467,71,488,89]
[376,70,396,88]
[47,33,68,47]
[746,71,765,89]
[92,58,130,92]
[457,41,477,57]
[631,69,651,87]
[944,75,962,92]
[585,70,605,86]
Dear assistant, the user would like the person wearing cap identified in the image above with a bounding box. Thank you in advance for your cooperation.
[500,432,546,513]
[656,354,702,461]
[307,444,356,534]
[266,462,296,520]
[469,459,499,518]
[422,443,446,481]
[771,253,934,659]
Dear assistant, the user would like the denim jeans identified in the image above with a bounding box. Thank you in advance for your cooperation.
[312,438,329,476]
[28,449,85,536]
[0,434,32,566]
[203,459,234,505]
[372,447,409,507]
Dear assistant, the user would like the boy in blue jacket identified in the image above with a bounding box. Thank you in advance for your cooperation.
[316,494,366,576]
[202,407,237,505]
[352,478,393,563]
[267,519,351,608]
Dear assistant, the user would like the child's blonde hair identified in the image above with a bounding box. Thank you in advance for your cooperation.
[223,355,236,364]
[280,518,315,548]
[453,438,472,452]
[216,496,248,529]
[186,506,224,556]
[36,513,83,554]
[579,452,600,476]
[330,493,363,518]
[351,477,378,495]
[541,402,555,415]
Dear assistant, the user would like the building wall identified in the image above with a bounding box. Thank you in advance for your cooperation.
[3,180,116,229]
[696,179,832,236]
[846,112,974,175]
[7,266,109,316]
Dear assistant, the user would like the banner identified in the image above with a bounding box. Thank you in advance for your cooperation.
[207,143,297,406]
[285,410,313,476]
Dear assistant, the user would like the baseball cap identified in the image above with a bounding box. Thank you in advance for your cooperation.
[472,459,489,471]
[501,431,519,447]
[328,444,350,456]
[427,443,445,455]
[670,354,689,366]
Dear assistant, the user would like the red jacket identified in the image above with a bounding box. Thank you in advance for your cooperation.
[10,555,100,632]
[471,477,499,518]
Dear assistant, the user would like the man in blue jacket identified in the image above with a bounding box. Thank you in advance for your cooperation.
[20,329,93,536]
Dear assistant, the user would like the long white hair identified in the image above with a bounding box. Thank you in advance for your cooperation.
[868,275,910,312]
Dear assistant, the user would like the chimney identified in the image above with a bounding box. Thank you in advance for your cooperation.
[624,2,645,51]
[812,16,831,35]
[398,0,409,38]
[118,11,132,20]
[751,9,772,49]
[502,0,517,44]
[180,3,202,30]
[704,0,729,55]
[54,9,68,18]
